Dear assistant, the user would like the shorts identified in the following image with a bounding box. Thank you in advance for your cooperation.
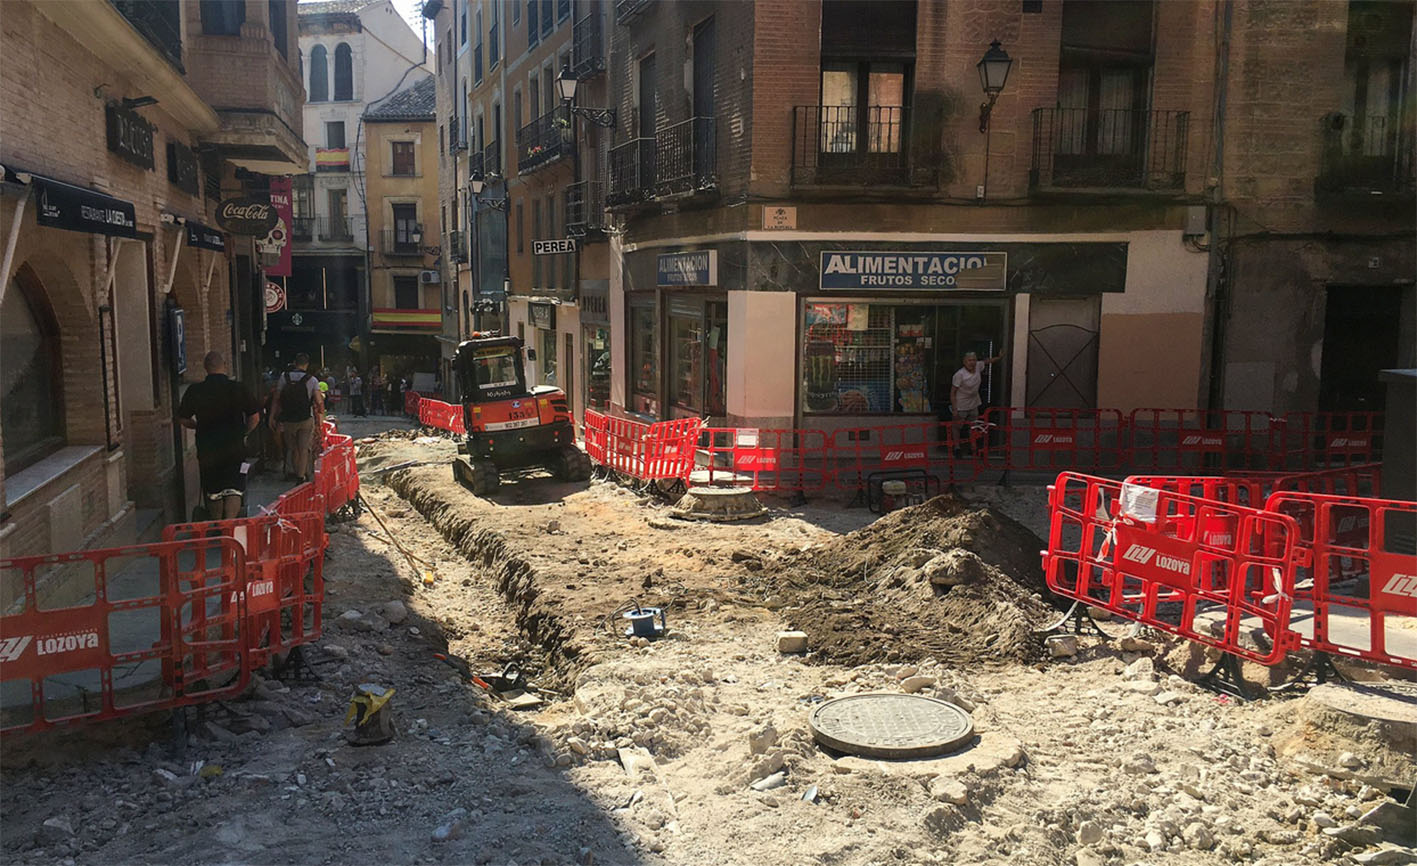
[198,450,248,500]
[953,407,980,423]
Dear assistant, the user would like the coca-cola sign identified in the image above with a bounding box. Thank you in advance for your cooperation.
[216,197,279,236]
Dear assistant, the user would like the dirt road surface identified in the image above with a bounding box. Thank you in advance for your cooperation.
[2,428,1413,866]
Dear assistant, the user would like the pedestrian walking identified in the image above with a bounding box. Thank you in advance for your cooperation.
[349,370,366,417]
[177,352,261,520]
[271,353,324,483]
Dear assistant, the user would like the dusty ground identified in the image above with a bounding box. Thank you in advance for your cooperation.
[2,426,1414,866]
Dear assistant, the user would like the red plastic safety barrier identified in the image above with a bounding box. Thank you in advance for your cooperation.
[404,390,422,417]
[828,420,986,493]
[582,410,702,483]
[1128,409,1284,473]
[0,538,249,734]
[1045,472,1302,665]
[1124,474,1268,509]
[697,427,834,495]
[1279,412,1384,469]
[1262,492,1416,670]
[982,408,1128,476]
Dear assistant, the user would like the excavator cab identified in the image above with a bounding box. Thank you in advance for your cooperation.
[450,333,591,495]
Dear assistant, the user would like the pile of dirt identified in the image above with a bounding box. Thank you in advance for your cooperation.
[772,495,1059,667]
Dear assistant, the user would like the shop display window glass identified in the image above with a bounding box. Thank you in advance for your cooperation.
[585,327,610,410]
[629,303,658,417]
[540,328,557,386]
[669,315,703,413]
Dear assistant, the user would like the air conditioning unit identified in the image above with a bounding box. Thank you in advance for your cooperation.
[419,270,441,284]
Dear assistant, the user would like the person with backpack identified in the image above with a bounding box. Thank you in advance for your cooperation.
[271,353,324,483]
[178,352,262,520]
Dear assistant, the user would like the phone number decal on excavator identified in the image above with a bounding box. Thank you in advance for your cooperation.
[484,416,541,431]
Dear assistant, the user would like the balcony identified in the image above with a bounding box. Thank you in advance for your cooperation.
[615,0,653,24]
[791,105,910,187]
[517,109,566,175]
[608,138,655,206]
[572,11,605,79]
[380,229,425,257]
[448,231,468,264]
[1030,108,1189,192]
[450,127,469,153]
[110,0,182,71]
[654,116,717,197]
[566,180,605,237]
[469,140,502,180]
[317,217,355,243]
[292,216,314,242]
[1317,113,1415,198]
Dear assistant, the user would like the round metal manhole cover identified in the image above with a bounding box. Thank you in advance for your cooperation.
[809,693,975,759]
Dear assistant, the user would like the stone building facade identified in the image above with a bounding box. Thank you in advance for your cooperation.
[1,0,305,559]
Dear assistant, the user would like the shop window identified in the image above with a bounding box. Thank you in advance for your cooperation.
[585,326,611,410]
[394,275,421,309]
[819,61,910,156]
[334,43,354,101]
[391,141,416,176]
[2,267,65,474]
[200,0,244,35]
[629,303,658,417]
[309,45,329,102]
[540,328,558,386]
[669,314,703,413]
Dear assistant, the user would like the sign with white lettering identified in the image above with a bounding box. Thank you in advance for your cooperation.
[657,250,718,287]
[216,197,279,236]
[106,103,155,170]
[819,251,1007,291]
[32,174,137,238]
[533,238,577,255]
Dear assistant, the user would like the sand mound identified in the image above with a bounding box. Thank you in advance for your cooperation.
[772,495,1058,667]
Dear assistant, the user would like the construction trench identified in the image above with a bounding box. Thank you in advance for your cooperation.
[1,426,1415,866]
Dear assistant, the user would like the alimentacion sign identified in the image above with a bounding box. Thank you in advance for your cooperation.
[819,251,1007,291]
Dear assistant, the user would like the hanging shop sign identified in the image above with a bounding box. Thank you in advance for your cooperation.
[580,285,610,325]
[261,177,293,277]
[31,173,137,238]
[264,281,287,314]
[819,251,1007,291]
[529,302,556,330]
[657,250,718,287]
[166,140,200,195]
[185,220,226,252]
[216,197,279,236]
[533,238,577,255]
[106,103,155,170]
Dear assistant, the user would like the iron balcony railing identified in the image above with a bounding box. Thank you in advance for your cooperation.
[481,139,501,178]
[317,217,354,242]
[448,231,468,264]
[1318,113,1416,196]
[380,229,424,256]
[655,116,717,196]
[615,0,653,23]
[450,127,469,153]
[572,10,605,78]
[1030,107,1189,191]
[565,180,605,236]
[517,109,566,174]
[111,0,183,71]
[791,105,910,186]
[608,138,655,206]
[292,216,314,242]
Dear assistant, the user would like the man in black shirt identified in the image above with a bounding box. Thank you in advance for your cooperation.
[178,352,262,520]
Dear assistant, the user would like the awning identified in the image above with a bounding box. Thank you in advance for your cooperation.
[162,211,226,252]
[1,165,136,238]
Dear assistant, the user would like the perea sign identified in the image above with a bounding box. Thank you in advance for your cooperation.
[216,197,279,236]
[819,251,1007,291]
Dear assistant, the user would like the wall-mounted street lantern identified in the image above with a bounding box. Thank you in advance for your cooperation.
[469,174,507,211]
[976,40,1013,134]
[556,64,616,128]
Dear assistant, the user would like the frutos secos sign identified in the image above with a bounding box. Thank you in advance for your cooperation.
[819,251,1007,291]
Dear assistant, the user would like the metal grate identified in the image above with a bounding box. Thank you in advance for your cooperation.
[1030,107,1189,191]
[608,138,654,206]
[655,116,716,196]
[792,105,910,186]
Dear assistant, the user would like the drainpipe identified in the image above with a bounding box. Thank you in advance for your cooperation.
[1203,0,1233,412]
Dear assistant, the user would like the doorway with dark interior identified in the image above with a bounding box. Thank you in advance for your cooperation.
[1319,285,1403,412]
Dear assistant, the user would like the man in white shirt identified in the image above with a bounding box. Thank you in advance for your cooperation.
[950,350,1002,453]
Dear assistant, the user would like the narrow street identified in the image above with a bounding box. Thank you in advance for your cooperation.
[2,420,1409,866]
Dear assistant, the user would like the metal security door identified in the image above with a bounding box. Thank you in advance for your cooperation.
[1026,297,1100,408]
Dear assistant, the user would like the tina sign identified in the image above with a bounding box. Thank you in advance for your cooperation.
[216,197,279,236]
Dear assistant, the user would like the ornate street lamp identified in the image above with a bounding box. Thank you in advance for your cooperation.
[976,40,1013,134]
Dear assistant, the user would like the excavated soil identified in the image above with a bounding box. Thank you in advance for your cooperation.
[772,495,1059,667]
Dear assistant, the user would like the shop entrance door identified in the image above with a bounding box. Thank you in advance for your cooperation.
[1026,296,1100,408]
[932,304,1008,414]
[1319,285,1403,411]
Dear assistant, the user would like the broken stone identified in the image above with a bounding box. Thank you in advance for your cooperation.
[1313,810,1338,829]
[1183,821,1215,851]
[380,600,408,625]
[747,723,779,756]
[777,631,808,654]
[929,777,968,806]
[1339,751,1364,769]
[1123,680,1161,696]
[900,676,936,694]
[749,772,786,792]
[1046,635,1078,658]
[1123,754,1157,775]
[322,644,350,661]
[730,549,762,564]
[1324,824,1383,846]
[1154,691,1183,706]
[36,817,75,845]
[1118,635,1155,653]
[566,737,589,755]
[1362,801,1417,844]
[1352,846,1417,865]
[1122,657,1155,681]
[1076,821,1104,846]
